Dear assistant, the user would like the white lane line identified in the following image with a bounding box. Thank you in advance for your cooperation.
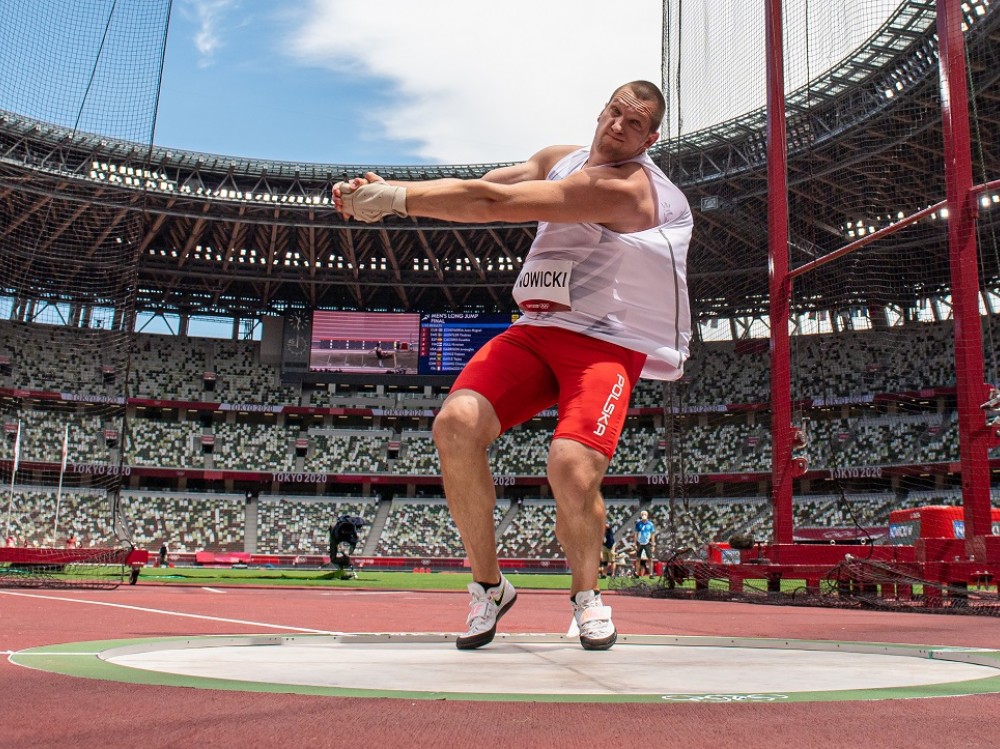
[11,652,102,656]
[200,587,227,594]
[0,590,339,635]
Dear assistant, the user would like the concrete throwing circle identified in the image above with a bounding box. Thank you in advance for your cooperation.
[12,633,1000,703]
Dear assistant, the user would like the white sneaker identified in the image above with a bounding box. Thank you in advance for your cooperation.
[456,575,518,650]
[571,590,617,650]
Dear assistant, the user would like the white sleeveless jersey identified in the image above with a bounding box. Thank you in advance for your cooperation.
[511,147,693,380]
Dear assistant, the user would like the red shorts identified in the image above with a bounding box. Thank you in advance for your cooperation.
[451,325,646,459]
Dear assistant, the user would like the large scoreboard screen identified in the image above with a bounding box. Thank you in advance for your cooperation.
[418,313,516,375]
[285,310,517,378]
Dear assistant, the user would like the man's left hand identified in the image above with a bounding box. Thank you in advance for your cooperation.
[334,172,407,223]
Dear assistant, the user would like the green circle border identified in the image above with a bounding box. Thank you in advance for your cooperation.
[11,633,1000,703]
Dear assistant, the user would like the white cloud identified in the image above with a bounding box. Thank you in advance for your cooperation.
[184,0,240,68]
[285,1,663,164]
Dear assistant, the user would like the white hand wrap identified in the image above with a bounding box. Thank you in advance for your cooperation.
[338,181,408,223]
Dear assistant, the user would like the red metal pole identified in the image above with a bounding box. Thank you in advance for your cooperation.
[936,0,993,557]
[766,0,794,546]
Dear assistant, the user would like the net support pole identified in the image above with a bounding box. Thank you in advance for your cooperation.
[766,0,794,546]
[4,475,13,540]
[4,420,20,541]
[936,0,993,557]
[53,424,68,543]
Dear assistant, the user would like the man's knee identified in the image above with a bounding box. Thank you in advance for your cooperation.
[547,438,609,496]
[432,390,500,454]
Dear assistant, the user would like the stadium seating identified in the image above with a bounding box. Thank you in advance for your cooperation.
[0,316,992,558]
[375,498,507,558]
[255,496,375,555]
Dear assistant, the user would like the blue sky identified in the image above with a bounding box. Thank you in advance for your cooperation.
[154,0,665,166]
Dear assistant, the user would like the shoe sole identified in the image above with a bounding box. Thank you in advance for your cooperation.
[580,629,617,651]
[455,590,518,650]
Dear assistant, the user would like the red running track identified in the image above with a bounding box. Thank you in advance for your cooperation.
[2,583,1000,749]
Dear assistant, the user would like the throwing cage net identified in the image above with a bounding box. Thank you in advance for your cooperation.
[0,0,172,588]
[620,0,1000,613]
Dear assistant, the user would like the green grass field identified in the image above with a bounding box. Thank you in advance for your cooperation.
[133,567,844,595]
[137,566,580,591]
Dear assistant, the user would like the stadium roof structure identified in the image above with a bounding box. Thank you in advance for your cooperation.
[0,0,998,323]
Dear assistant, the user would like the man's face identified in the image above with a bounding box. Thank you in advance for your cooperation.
[592,87,659,162]
[640,512,648,521]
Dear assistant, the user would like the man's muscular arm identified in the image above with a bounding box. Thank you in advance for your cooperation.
[335,144,657,232]
[403,165,650,227]
[333,145,567,222]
